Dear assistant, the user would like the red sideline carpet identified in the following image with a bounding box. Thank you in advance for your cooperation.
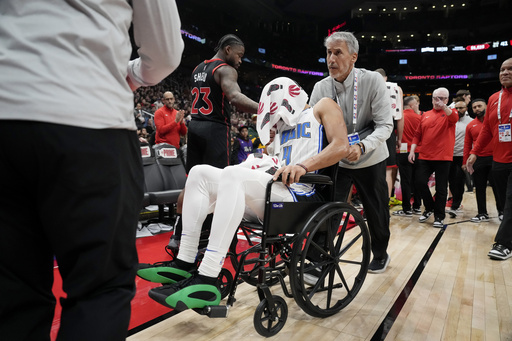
[51,232,176,340]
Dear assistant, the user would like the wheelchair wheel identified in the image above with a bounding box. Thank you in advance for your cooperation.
[253,295,288,337]
[289,202,371,318]
[218,268,233,299]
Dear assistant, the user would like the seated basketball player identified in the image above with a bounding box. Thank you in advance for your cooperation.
[141,77,350,311]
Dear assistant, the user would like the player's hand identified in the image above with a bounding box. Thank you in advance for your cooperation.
[273,164,307,185]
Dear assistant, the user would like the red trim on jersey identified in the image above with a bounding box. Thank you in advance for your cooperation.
[205,58,224,64]
[212,63,228,75]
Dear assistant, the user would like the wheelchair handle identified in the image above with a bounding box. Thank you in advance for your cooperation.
[270,173,333,186]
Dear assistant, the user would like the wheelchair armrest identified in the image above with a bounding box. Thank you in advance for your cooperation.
[273,173,333,185]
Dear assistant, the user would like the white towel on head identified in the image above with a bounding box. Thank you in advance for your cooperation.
[256,77,308,145]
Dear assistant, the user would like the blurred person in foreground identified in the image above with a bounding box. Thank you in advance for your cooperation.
[0,0,184,339]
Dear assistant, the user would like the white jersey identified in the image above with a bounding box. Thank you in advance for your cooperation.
[386,81,402,120]
[278,107,325,200]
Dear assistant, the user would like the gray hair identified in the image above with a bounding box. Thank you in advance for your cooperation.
[324,32,359,54]
[433,87,449,97]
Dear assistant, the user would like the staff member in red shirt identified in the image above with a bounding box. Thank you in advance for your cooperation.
[154,91,187,148]
[393,96,422,216]
[467,58,512,260]
[463,99,503,223]
[409,87,458,228]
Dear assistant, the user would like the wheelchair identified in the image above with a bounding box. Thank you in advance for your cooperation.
[185,165,372,337]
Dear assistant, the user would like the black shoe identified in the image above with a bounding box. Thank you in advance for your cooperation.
[392,210,413,217]
[137,258,196,284]
[432,218,444,228]
[148,273,221,311]
[471,213,490,223]
[419,210,433,223]
[368,254,390,273]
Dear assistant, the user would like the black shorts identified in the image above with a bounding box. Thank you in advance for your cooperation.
[186,119,232,173]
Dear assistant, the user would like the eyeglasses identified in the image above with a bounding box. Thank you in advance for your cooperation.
[433,96,447,101]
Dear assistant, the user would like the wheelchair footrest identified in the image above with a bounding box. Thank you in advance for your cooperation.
[196,305,229,318]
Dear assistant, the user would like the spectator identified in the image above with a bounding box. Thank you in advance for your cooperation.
[134,102,147,129]
[447,100,473,217]
[411,95,424,115]
[231,125,253,164]
[467,58,512,260]
[154,91,187,148]
[247,114,259,140]
[409,88,458,228]
[463,99,503,222]
[393,96,422,216]
[0,0,183,340]
[309,31,393,273]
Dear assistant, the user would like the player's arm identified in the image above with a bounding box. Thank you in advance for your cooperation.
[275,98,350,185]
[217,66,259,113]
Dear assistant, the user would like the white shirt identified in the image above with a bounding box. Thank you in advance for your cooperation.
[0,0,184,130]
[454,113,473,156]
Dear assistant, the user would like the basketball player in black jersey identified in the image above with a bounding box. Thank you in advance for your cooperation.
[169,34,259,248]
[187,33,258,172]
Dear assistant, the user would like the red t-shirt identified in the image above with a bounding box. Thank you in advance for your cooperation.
[401,108,422,153]
[463,118,494,164]
[154,106,187,148]
[472,87,512,163]
[412,108,458,161]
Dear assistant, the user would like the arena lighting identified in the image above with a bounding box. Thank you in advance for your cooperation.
[421,47,435,53]
[318,58,326,63]
[258,48,266,54]
[466,43,490,51]
[399,59,407,64]
[271,63,325,77]
[436,47,448,52]
[488,54,498,60]
[180,30,205,44]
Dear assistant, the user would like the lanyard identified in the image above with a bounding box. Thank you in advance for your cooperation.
[332,68,359,133]
[497,89,512,122]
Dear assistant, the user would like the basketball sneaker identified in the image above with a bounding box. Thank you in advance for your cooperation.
[149,273,221,311]
[488,243,512,261]
[419,210,433,223]
[471,213,489,223]
[368,254,390,273]
[137,258,196,284]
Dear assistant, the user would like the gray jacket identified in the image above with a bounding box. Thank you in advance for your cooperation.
[310,67,393,169]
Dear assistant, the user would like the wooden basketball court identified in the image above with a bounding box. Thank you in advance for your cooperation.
[128,188,511,341]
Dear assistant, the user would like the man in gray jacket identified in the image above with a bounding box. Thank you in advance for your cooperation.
[309,32,393,273]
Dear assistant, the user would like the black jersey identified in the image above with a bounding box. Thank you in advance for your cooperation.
[190,59,232,126]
